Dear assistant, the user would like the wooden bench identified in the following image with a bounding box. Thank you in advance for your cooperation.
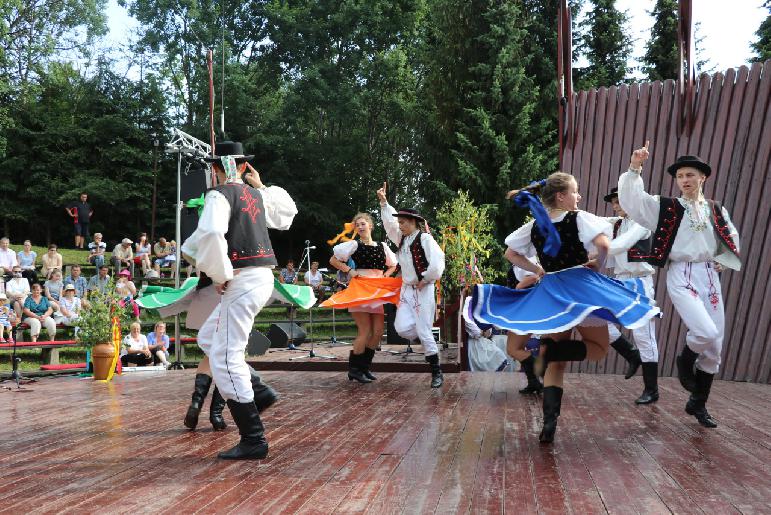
[0,340,78,365]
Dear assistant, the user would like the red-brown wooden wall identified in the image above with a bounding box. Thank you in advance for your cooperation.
[561,61,771,383]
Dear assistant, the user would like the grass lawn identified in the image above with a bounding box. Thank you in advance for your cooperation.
[11,242,95,268]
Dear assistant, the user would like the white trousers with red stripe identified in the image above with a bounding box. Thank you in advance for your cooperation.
[607,274,659,362]
[197,267,274,402]
[666,261,725,375]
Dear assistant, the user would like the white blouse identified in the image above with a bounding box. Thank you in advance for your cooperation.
[333,240,397,278]
[603,216,655,276]
[618,170,741,270]
[182,184,298,285]
[504,210,613,259]
[381,203,446,285]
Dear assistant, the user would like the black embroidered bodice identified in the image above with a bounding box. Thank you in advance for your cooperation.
[398,232,430,281]
[531,211,588,272]
[352,241,388,271]
[214,183,277,269]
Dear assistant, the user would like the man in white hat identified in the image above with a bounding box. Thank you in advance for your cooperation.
[111,238,134,277]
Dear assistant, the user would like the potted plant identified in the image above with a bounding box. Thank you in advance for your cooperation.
[76,280,130,380]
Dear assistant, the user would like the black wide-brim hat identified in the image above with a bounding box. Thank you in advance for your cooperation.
[392,207,426,223]
[667,155,711,178]
[604,187,619,203]
[204,140,254,163]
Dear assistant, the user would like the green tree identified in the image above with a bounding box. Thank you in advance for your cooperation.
[642,0,679,80]
[575,0,632,89]
[752,1,771,62]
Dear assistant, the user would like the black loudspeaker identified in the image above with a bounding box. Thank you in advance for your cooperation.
[180,163,209,242]
[267,323,306,348]
[246,331,272,357]
[384,304,410,345]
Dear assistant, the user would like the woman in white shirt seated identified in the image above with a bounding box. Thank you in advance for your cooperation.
[58,284,81,327]
[304,261,326,303]
[121,322,153,367]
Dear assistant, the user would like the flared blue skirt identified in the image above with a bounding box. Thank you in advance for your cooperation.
[468,267,660,335]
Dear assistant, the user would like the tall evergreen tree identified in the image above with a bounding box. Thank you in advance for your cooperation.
[576,0,632,89]
[752,1,771,62]
[642,0,679,80]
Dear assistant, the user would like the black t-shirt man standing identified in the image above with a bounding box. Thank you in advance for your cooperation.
[65,193,93,249]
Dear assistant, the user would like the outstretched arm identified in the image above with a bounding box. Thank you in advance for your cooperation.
[378,182,401,245]
[618,141,660,232]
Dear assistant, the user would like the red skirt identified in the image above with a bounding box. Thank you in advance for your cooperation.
[320,277,402,311]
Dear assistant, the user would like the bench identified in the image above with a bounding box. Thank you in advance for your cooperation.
[0,340,79,365]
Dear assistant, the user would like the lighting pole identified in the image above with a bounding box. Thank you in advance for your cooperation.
[150,134,159,243]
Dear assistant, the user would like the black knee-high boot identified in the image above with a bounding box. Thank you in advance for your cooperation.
[209,387,227,431]
[218,400,269,460]
[635,362,659,404]
[610,334,642,379]
[348,351,372,383]
[184,373,212,430]
[676,345,699,393]
[426,353,443,388]
[537,339,587,376]
[519,355,543,394]
[539,386,563,443]
[685,369,718,428]
[249,366,279,412]
[361,348,377,380]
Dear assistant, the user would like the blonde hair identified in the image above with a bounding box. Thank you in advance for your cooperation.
[351,212,374,229]
[514,172,576,209]
[130,322,142,332]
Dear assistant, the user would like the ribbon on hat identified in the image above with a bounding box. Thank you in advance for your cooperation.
[513,188,562,257]
[221,156,239,182]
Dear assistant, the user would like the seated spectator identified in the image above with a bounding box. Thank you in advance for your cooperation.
[0,293,16,342]
[64,265,88,299]
[87,265,111,297]
[58,284,81,328]
[153,237,177,278]
[304,261,326,303]
[44,269,64,311]
[40,244,63,280]
[88,233,107,269]
[116,270,140,321]
[334,269,350,292]
[22,283,57,342]
[0,237,18,279]
[111,238,134,277]
[147,321,171,367]
[121,322,153,367]
[134,233,152,276]
[6,266,30,317]
[17,240,38,284]
[279,259,298,284]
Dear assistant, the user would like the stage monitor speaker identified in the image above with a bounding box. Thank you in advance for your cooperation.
[246,330,272,357]
[384,304,410,345]
[180,163,209,242]
[267,323,306,348]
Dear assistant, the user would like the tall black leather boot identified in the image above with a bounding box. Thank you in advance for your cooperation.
[610,334,642,379]
[426,353,443,388]
[635,362,660,404]
[361,348,377,381]
[348,351,372,383]
[539,386,564,443]
[249,366,278,413]
[685,369,718,428]
[676,345,699,393]
[184,373,212,430]
[209,387,227,431]
[218,400,269,460]
[518,355,543,394]
[537,339,587,376]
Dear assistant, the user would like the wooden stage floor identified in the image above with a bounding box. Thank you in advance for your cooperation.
[1,371,770,514]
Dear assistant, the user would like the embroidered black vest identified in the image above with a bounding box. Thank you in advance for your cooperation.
[214,183,278,269]
[613,219,654,263]
[399,232,429,281]
[628,198,739,267]
[352,241,387,271]
[531,211,587,272]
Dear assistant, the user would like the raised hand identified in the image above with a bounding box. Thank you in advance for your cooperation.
[630,140,650,169]
[376,181,388,205]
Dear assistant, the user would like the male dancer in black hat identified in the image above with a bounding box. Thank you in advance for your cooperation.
[182,141,297,459]
[619,142,740,427]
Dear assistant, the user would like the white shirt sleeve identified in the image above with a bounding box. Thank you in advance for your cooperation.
[383,243,397,267]
[504,221,536,256]
[618,170,660,231]
[259,186,298,230]
[608,220,651,256]
[332,240,359,262]
[723,206,740,253]
[420,233,445,283]
[380,203,402,245]
[180,190,233,285]
[576,211,613,248]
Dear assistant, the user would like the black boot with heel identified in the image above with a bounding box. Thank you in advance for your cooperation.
[539,386,564,443]
[184,373,212,430]
[610,334,642,379]
[519,355,543,394]
[209,387,227,431]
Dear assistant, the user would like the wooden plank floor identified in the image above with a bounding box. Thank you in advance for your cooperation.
[1,371,769,514]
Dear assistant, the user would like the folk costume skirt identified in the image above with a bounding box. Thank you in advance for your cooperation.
[468,267,659,335]
[320,276,402,314]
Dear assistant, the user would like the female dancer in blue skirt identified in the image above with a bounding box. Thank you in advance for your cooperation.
[468,172,659,443]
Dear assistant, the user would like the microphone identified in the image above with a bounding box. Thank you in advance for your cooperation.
[308,246,317,250]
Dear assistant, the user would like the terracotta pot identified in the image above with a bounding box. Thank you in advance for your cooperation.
[91,342,116,380]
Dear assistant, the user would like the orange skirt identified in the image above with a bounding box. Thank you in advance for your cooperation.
[320,277,402,310]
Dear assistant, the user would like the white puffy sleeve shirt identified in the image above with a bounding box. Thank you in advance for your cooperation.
[332,240,397,278]
[504,211,612,259]
[380,203,444,285]
[181,185,298,284]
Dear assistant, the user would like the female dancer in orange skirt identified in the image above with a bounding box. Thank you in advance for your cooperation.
[324,213,399,383]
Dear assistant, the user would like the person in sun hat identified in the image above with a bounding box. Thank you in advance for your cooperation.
[377,182,446,389]
[182,140,297,460]
[618,143,740,428]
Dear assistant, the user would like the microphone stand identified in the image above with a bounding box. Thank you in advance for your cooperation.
[289,242,335,360]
